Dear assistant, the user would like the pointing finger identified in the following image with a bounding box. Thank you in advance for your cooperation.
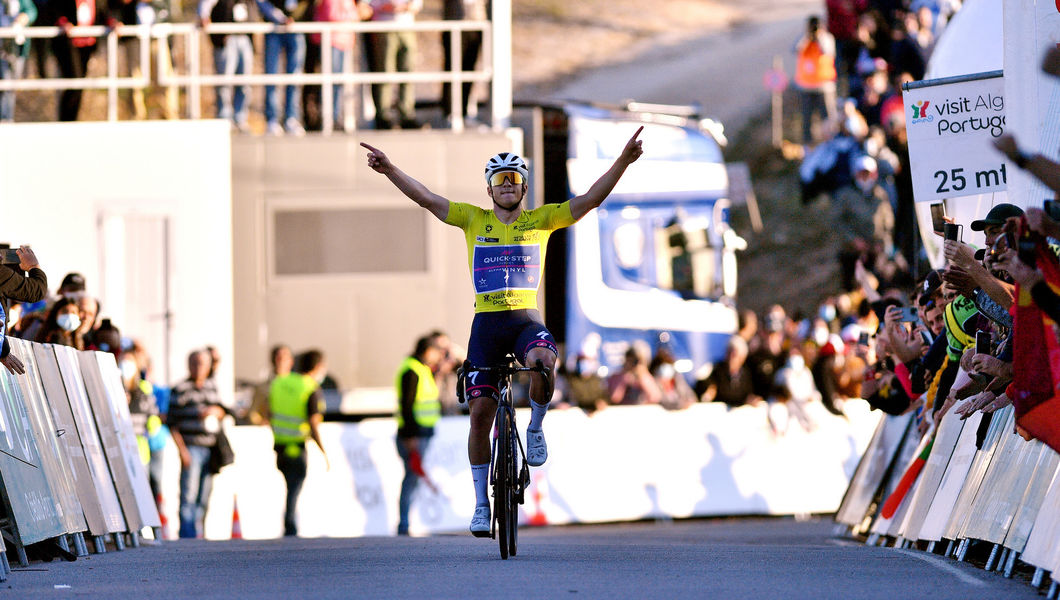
[359,142,380,153]
[631,126,644,141]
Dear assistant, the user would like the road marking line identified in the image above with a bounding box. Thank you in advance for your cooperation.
[891,548,986,587]
[826,539,985,587]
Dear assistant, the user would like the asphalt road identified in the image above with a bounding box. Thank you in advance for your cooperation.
[547,2,815,137]
[3,518,1044,600]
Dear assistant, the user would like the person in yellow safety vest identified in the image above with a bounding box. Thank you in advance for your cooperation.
[793,14,837,144]
[394,335,445,535]
[267,348,331,537]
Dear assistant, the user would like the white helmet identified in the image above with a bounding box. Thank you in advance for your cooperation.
[484,152,529,184]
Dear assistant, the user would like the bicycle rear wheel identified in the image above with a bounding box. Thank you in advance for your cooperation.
[495,409,512,560]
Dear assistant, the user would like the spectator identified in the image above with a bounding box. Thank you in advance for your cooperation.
[268,348,329,536]
[168,349,227,538]
[831,155,894,255]
[649,347,696,410]
[36,296,85,350]
[0,0,36,122]
[200,0,255,133]
[440,0,486,125]
[39,0,106,121]
[365,0,422,130]
[118,0,179,120]
[696,336,761,408]
[394,336,442,535]
[563,353,608,413]
[773,348,820,432]
[257,0,311,135]
[89,317,121,354]
[793,15,838,144]
[250,344,294,425]
[0,302,18,374]
[825,0,867,98]
[58,271,87,298]
[306,0,369,131]
[0,245,47,332]
[120,352,161,494]
[426,329,465,415]
[206,344,221,379]
[76,294,101,347]
[607,343,661,405]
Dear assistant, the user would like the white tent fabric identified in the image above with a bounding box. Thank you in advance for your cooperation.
[916,0,1009,264]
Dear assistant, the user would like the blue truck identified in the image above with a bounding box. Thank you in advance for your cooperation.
[517,101,744,381]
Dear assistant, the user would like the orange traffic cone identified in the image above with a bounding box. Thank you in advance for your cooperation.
[231,498,243,540]
[528,474,548,527]
[155,493,171,540]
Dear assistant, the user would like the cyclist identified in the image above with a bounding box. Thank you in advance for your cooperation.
[360,127,643,536]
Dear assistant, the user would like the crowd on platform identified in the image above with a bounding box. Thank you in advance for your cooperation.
[0,0,486,129]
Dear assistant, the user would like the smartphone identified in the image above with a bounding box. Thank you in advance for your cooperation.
[0,248,18,265]
[944,222,962,242]
[1046,199,1060,221]
[930,202,945,234]
[975,331,991,355]
[898,306,919,323]
[858,332,870,346]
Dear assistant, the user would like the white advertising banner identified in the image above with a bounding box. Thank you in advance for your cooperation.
[903,72,1007,203]
[177,401,881,539]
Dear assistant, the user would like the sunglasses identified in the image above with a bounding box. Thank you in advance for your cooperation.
[488,171,525,186]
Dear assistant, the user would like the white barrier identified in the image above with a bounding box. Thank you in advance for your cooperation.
[188,400,880,539]
[836,400,1060,591]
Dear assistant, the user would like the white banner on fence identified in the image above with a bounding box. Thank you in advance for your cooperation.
[903,72,1007,203]
[190,401,880,539]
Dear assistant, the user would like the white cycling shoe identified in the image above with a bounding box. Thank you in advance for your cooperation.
[470,505,491,538]
[526,429,548,467]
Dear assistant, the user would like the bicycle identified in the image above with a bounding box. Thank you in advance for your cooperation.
[458,356,551,559]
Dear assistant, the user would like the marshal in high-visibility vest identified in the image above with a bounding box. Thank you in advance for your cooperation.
[394,356,441,432]
[269,373,323,446]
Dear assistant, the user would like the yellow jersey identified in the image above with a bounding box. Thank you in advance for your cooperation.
[444,200,576,312]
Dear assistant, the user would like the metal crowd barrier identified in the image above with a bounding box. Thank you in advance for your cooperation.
[835,399,1060,598]
[0,338,160,581]
[0,17,503,133]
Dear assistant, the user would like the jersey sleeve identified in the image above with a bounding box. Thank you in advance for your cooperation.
[542,201,576,230]
[443,201,475,229]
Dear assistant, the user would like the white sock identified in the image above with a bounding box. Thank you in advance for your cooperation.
[529,400,548,431]
[471,463,490,507]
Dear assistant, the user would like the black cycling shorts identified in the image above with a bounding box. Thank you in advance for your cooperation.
[464,309,557,401]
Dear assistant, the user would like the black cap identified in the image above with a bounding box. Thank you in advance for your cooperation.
[970,203,1024,231]
[60,272,86,293]
[918,269,943,307]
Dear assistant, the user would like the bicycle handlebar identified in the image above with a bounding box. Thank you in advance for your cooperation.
[456,359,552,403]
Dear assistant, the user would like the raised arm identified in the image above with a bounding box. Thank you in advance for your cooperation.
[569,126,645,221]
[361,142,450,221]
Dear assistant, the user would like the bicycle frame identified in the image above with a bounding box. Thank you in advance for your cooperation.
[459,358,546,558]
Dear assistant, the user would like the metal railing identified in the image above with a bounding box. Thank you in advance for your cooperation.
[0,15,510,133]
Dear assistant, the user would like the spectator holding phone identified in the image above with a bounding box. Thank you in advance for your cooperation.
[0,245,46,372]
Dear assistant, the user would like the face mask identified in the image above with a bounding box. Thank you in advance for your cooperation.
[57,313,81,332]
[788,356,805,371]
[814,327,830,346]
[658,364,676,379]
[856,178,876,194]
[818,305,836,323]
[577,360,596,375]
[119,359,138,382]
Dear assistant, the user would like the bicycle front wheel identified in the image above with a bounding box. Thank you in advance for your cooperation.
[507,417,519,557]
[495,409,512,560]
